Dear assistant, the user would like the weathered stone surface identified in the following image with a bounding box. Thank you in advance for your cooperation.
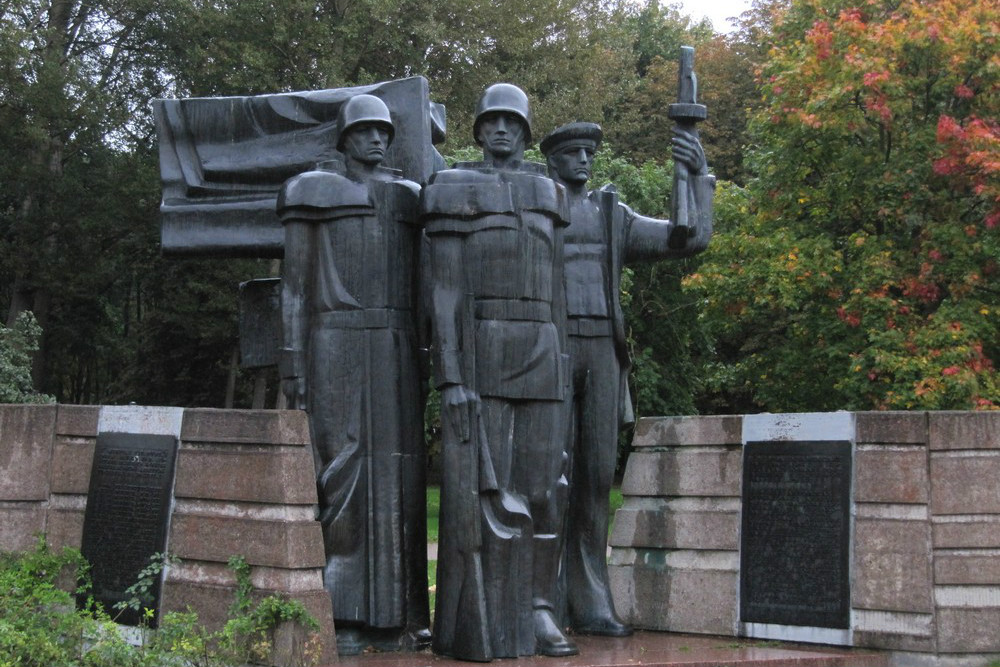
[856,412,928,445]
[180,408,310,446]
[49,438,96,494]
[930,452,1000,515]
[160,579,237,630]
[933,518,1000,549]
[160,579,337,665]
[609,549,738,635]
[0,506,46,552]
[55,404,99,437]
[935,552,1000,585]
[854,630,936,653]
[46,507,85,550]
[281,589,337,666]
[855,447,929,504]
[853,519,934,613]
[98,405,183,436]
[169,513,325,568]
[168,559,324,592]
[621,449,741,497]
[632,416,743,449]
[743,412,855,444]
[929,411,1000,451]
[937,608,1000,652]
[852,609,934,632]
[608,563,638,621]
[852,610,935,652]
[609,501,739,550]
[174,448,317,504]
[0,404,56,501]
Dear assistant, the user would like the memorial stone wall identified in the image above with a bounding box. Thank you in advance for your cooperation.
[609,411,1000,667]
[0,403,336,665]
[5,404,997,665]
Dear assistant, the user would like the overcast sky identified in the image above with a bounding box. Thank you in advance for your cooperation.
[675,0,753,33]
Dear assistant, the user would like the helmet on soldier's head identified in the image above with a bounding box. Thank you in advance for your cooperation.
[473,83,532,146]
[337,94,394,150]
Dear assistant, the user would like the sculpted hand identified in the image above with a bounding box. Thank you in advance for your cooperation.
[671,126,707,176]
[282,376,308,411]
[441,384,479,442]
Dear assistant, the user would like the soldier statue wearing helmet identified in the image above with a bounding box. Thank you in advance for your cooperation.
[278,93,430,655]
[421,83,577,661]
[472,82,533,160]
[336,94,396,180]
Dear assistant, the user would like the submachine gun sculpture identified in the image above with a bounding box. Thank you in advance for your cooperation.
[668,45,708,249]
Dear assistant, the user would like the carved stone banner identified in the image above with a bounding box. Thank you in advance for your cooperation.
[154,76,442,258]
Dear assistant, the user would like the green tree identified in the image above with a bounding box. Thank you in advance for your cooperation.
[605,1,714,162]
[687,0,1000,412]
[588,150,708,419]
[0,0,758,411]
[157,0,639,148]
[0,312,53,403]
[0,0,177,392]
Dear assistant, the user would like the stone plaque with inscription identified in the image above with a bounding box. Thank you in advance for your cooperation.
[80,432,178,626]
[740,440,851,629]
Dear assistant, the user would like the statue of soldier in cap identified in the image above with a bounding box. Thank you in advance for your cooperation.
[277,93,430,655]
[539,120,713,637]
[421,83,577,661]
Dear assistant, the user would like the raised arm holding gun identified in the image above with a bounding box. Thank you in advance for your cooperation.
[540,45,715,639]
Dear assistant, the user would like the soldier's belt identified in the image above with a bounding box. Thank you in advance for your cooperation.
[566,318,613,337]
[315,308,413,330]
[474,299,551,322]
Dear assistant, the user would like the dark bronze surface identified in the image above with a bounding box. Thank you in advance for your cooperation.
[238,278,281,369]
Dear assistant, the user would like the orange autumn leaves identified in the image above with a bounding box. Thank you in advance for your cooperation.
[685,0,998,411]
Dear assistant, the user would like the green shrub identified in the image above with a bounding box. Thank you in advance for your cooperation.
[0,312,53,404]
[0,538,321,667]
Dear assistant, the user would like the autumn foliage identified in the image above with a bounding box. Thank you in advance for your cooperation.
[686,0,999,411]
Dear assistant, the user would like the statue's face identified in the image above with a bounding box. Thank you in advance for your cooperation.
[477,112,526,158]
[549,142,596,185]
[343,123,390,165]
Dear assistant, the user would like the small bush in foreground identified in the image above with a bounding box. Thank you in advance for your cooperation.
[0,537,320,667]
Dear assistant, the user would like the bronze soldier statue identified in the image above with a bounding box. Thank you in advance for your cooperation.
[421,84,577,661]
[277,94,430,655]
[540,116,713,636]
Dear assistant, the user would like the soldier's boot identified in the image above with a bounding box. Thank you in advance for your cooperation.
[532,534,578,657]
[567,534,632,637]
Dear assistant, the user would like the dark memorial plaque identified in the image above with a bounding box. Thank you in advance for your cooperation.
[80,432,178,626]
[740,440,851,629]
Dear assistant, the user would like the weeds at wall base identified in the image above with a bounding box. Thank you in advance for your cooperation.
[0,536,321,667]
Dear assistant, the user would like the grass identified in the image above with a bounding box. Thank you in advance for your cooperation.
[609,486,624,521]
[427,485,441,543]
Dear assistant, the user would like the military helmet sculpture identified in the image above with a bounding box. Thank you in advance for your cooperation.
[337,94,395,150]
[473,83,533,145]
